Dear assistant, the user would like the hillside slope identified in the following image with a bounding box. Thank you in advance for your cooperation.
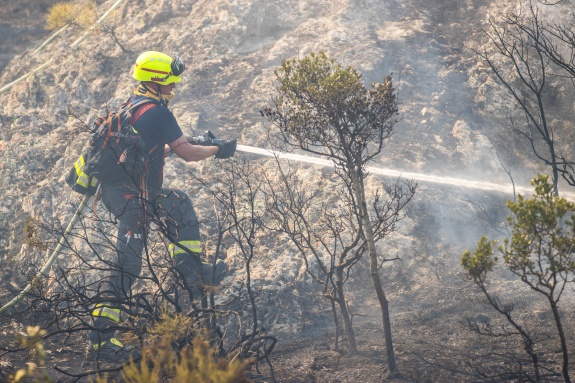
[0,0,515,265]
[2,0,575,381]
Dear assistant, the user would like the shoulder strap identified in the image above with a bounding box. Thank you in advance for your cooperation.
[131,103,157,124]
[129,99,159,153]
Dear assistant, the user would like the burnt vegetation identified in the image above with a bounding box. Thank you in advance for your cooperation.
[476,0,575,196]
[6,0,575,381]
[0,177,276,382]
[0,51,416,381]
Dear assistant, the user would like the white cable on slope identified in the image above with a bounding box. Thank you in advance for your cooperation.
[1,144,571,312]
[0,194,91,313]
[71,0,127,49]
[0,59,54,94]
[33,26,67,54]
[236,144,575,200]
[0,0,127,95]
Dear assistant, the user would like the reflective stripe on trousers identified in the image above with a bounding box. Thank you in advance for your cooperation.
[93,337,124,350]
[169,240,201,257]
[92,303,121,322]
[89,186,202,346]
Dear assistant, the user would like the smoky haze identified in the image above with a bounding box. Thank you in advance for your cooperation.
[2,1,575,380]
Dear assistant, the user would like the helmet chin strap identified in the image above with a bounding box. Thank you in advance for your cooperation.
[136,83,173,106]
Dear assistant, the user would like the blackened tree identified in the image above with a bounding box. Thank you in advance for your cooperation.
[477,0,575,195]
[261,51,415,376]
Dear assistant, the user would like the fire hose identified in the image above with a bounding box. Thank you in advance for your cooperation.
[0,194,91,313]
[2,143,569,313]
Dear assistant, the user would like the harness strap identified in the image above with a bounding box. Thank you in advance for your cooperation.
[129,101,157,221]
[93,100,157,219]
[131,102,156,124]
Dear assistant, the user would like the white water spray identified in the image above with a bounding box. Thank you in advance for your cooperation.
[237,144,575,200]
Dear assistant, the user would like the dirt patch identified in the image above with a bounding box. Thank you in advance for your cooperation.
[0,1,59,74]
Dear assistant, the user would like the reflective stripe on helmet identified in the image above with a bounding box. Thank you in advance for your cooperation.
[169,240,201,257]
[137,65,170,76]
[132,51,183,85]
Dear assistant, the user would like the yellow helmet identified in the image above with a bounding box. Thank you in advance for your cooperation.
[132,51,186,85]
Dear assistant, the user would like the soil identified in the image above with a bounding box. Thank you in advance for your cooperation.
[0,1,58,75]
[0,257,531,383]
[1,1,572,382]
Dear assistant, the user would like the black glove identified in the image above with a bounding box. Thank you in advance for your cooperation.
[214,139,237,159]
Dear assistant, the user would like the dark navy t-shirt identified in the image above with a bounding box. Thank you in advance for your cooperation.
[132,100,183,190]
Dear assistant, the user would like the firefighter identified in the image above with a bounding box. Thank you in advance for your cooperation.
[87,51,235,362]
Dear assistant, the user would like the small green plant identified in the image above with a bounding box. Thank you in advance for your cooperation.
[9,326,51,383]
[120,336,252,383]
[45,1,96,30]
[45,1,130,53]
[146,310,192,345]
[23,217,48,251]
[118,311,252,383]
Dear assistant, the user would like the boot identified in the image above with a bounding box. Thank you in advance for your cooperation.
[84,337,139,365]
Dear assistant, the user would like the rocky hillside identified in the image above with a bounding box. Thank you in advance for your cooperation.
[2,0,575,381]
[0,0,519,266]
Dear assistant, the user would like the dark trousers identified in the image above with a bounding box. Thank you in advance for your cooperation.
[89,184,204,346]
